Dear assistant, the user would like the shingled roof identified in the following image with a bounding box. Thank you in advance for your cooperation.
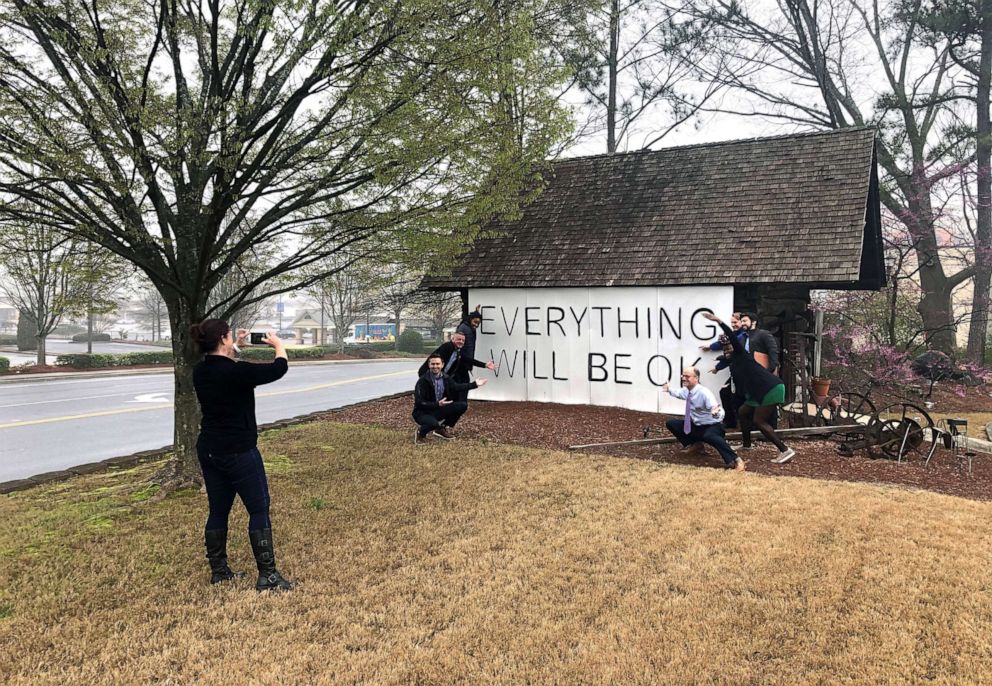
[423,127,884,290]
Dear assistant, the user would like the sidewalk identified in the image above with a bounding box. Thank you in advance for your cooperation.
[0,356,414,384]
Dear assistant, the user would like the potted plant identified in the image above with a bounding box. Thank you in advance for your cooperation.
[812,376,831,399]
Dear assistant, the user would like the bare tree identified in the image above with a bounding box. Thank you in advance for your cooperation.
[378,265,423,349]
[307,256,382,352]
[414,290,463,343]
[690,0,971,353]
[916,0,992,362]
[0,224,103,363]
[577,0,723,153]
[135,285,169,342]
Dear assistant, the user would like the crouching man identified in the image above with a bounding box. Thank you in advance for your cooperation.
[662,366,745,472]
[413,353,488,444]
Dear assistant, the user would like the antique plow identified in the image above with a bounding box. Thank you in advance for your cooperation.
[569,402,939,464]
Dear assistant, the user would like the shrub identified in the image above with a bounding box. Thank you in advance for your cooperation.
[71,332,113,343]
[55,351,173,368]
[55,353,117,368]
[16,313,36,351]
[240,346,337,361]
[116,351,174,365]
[0,334,16,345]
[396,329,424,354]
[0,357,9,372]
[287,347,325,360]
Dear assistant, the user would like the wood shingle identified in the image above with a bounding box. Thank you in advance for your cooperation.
[424,127,884,290]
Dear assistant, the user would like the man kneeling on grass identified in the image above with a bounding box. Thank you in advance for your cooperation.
[413,353,488,444]
[661,367,745,472]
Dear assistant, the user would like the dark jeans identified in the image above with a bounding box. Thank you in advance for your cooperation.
[414,401,468,437]
[665,418,739,467]
[720,384,744,429]
[450,375,471,403]
[197,445,271,531]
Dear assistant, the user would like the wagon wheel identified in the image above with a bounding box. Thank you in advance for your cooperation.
[872,403,936,462]
[823,392,876,442]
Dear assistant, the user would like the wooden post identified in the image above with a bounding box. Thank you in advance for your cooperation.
[796,333,809,427]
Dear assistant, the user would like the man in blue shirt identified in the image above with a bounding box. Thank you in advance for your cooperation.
[662,367,744,471]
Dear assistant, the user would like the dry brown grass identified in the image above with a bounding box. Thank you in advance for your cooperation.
[3,422,992,685]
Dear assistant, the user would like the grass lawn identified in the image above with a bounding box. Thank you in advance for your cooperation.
[2,422,992,685]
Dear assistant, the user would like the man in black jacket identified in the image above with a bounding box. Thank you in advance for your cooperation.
[740,312,779,373]
[455,308,484,364]
[418,331,494,403]
[413,354,488,443]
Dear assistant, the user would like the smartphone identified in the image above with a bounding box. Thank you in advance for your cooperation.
[250,332,265,345]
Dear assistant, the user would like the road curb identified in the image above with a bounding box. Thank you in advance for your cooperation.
[0,389,412,495]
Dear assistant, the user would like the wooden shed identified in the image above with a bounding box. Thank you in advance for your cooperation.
[422,127,884,411]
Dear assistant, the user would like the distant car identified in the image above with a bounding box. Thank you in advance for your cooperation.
[277,329,296,340]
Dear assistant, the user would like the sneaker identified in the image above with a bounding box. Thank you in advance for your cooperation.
[433,426,453,440]
[772,448,796,464]
[728,441,743,450]
[733,457,746,472]
[414,430,430,445]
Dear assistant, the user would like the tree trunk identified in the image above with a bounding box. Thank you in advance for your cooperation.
[36,335,46,366]
[606,0,619,154]
[153,302,204,492]
[903,178,958,353]
[87,300,93,354]
[967,0,992,364]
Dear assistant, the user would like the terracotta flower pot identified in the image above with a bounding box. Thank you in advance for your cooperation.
[812,377,831,398]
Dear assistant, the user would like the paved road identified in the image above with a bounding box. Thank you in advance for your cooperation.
[0,359,420,483]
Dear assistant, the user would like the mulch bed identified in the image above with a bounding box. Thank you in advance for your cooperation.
[326,392,992,502]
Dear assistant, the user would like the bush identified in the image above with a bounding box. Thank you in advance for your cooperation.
[16,313,36,351]
[55,353,117,368]
[55,351,174,368]
[71,332,112,342]
[116,351,174,365]
[237,346,326,361]
[0,334,16,345]
[0,357,9,372]
[396,329,424,354]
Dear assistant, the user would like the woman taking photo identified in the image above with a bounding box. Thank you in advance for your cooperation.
[701,311,795,464]
[190,319,294,591]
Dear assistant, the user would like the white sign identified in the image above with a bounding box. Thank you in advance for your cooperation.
[468,287,734,414]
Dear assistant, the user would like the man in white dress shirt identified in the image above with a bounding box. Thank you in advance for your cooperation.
[662,367,745,472]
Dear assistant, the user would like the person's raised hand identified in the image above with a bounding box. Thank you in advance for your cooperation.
[476,378,489,387]
[485,360,496,370]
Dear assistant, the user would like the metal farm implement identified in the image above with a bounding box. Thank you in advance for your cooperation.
[571,328,942,464]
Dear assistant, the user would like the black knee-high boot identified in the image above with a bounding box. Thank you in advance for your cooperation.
[248,528,294,592]
[205,529,243,584]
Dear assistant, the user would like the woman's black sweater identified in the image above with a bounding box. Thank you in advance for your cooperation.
[193,355,288,453]
[719,321,782,401]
